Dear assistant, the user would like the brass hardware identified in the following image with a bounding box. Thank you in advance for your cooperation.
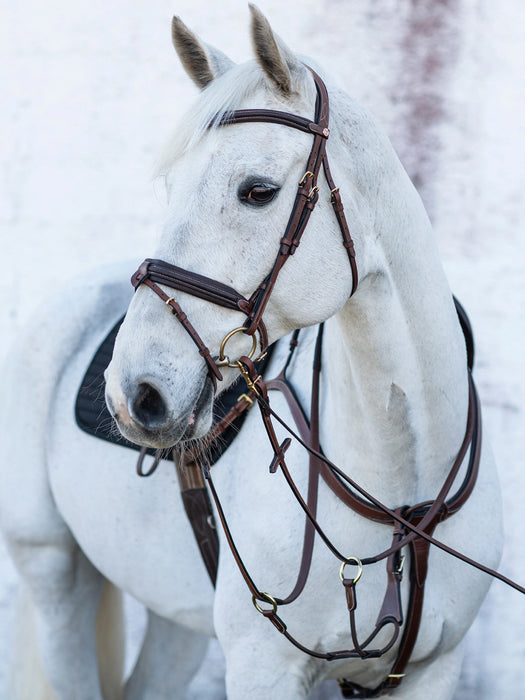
[330,187,340,202]
[396,554,405,575]
[165,297,176,313]
[237,393,254,406]
[299,171,314,186]
[308,185,320,200]
[235,361,261,396]
[387,674,406,679]
[217,327,258,368]
[339,556,363,583]
[252,592,278,615]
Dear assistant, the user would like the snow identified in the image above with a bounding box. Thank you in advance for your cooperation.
[1,1,524,697]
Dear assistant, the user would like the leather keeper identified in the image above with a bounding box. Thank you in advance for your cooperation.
[263,611,287,634]
[412,537,431,588]
[342,578,357,612]
[343,239,356,256]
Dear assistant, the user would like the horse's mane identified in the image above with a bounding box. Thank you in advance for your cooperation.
[156,58,314,177]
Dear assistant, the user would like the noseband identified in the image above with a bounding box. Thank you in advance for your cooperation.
[131,68,358,383]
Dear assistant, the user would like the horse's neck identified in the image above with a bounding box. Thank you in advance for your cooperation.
[321,183,469,507]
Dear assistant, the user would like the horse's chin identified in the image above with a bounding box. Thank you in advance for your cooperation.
[109,376,215,450]
[180,378,215,441]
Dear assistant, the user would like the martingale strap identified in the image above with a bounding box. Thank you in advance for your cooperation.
[199,307,522,697]
[134,307,492,691]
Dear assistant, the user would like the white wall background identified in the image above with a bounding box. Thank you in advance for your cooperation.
[1,1,524,697]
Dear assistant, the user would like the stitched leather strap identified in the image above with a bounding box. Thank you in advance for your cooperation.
[174,456,219,585]
[218,108,330,138]
[201,310,522,686]
[133,275,224,383]
[132,258,248,311]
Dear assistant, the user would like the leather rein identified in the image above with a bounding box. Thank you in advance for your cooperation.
[129,68,524,697]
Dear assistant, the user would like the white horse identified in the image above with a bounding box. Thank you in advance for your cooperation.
[0,6,504,699]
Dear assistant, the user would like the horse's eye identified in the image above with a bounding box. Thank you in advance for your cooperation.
[239,182,279,207]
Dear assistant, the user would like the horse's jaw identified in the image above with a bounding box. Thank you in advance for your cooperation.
[104,367,215,449]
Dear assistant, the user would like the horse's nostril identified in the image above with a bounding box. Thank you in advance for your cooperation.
[132,383,168,428]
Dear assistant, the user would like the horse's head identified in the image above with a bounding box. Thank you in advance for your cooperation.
[106,6,368,449]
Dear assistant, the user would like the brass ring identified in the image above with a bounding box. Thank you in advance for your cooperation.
[217,327,258,368]
[252,592,278,615]
[339,556,363,583]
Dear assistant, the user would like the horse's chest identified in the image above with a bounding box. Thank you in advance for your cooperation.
[47,354,215,630]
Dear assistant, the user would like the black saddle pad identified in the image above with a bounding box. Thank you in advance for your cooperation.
[75,317,273,464]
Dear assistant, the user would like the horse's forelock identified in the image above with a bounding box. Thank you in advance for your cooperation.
[155,58,313,178]
[155,62,266,177]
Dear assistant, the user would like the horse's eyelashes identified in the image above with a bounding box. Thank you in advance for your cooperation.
[246,186,278,205]
[238,181,280,207]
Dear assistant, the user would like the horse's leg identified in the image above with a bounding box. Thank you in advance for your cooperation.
[0,283,132,699]
[96,580,125,700]
[8,583,58,700]
[124,609,209,700]
[7,535,123,700]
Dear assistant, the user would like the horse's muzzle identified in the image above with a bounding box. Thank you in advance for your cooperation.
[105,374,215,449]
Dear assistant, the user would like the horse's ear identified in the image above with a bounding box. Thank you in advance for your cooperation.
[249,4,303,95]
[172,16,234,89]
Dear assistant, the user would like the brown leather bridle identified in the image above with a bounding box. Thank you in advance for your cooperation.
[129,68,524,697]
[131,68,357,385]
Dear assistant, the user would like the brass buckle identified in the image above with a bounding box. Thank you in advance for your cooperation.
[299,170,314,186]
[165,297,177,312]
[396,554,405,575]
[308,185,320,201]
[329,187,340,202]
[235,361,261,396]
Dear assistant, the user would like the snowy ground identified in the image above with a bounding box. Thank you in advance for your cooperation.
[1,1,524,698]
